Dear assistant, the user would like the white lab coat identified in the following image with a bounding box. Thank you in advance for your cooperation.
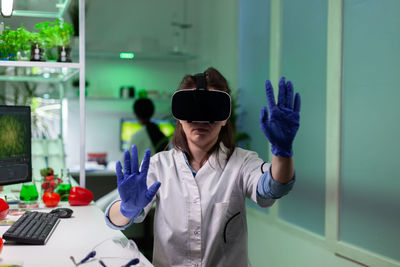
[141,145,275,267]
[129,127,154,162]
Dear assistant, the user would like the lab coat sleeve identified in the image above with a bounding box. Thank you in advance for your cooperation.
[257,164,296,199]
[239,149,276,208]
[140,153,161,218]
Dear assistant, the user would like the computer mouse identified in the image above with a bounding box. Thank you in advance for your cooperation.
[50,208,73,218]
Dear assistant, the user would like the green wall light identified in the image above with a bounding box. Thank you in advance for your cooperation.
[120,52,135,59]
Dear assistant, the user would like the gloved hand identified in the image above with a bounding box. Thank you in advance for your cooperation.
[116,145,161,218]
[260,77,301,157]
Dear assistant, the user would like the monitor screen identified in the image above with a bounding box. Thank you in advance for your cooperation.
[0,105,32,186]
[120,118,176,151]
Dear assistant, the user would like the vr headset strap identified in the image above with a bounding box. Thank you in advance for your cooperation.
[193,73,207,90]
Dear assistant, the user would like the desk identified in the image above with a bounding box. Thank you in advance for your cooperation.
[0,203,153,267]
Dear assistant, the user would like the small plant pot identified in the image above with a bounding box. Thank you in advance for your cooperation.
[57,46,72,62]
[30,43,44,61]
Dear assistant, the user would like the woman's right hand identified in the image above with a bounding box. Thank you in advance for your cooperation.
[116,145,161,218]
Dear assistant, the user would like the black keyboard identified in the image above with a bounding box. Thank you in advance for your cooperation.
[2,211,60,245]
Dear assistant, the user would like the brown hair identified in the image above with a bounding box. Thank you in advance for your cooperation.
[171,67,236,165]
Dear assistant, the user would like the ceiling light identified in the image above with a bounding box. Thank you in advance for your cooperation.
[1,0,14,17]
[120,53,135,59]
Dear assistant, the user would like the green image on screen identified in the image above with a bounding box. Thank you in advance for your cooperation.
[0,105,31,185]
[120,118,175,151]
[158,122,175,138]
[121,121,142,143]
[0,114,29,159]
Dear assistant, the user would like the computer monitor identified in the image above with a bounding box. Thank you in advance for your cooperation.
[0,105,32,186]
[120,118,176,151]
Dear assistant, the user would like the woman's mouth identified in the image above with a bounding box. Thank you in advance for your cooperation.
[192,126,209,133]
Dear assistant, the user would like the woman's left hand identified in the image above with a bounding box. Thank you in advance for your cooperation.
[260,77,301,157]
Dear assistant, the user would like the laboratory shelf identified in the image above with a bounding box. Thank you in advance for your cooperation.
[1,0,87,187]
[0,61,80,83]
[0,69,79,83]
[0,61,81,69]
[12,0,71,19]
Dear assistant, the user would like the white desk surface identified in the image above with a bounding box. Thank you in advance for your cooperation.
[0,203,153,267]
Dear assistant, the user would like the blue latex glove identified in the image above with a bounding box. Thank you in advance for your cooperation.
[260,77,301,157]
[116,145,161,218]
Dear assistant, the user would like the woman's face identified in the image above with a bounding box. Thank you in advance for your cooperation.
[177,87,229,149]
[179,120,227,149]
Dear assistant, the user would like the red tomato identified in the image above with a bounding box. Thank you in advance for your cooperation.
[0,237,3,254]
[42,192,60,207]
[41,182,49,190]
[0,198,9,220]
[68,187,93,206]
[45,175,54,182]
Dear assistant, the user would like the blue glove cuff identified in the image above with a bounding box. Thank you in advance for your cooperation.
[120,202,142,219]
[271,144,293,157]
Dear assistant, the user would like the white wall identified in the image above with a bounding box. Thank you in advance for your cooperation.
[247,208,359,267]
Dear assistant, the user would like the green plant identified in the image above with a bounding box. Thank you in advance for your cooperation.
[0,24,33,60]
[35,19,74,48]
[29,32,41,45]
[0,26,18,59]
[0,40,7,60]
[1,26,21,59]
[34,21,52,48]
[15,25,31,51]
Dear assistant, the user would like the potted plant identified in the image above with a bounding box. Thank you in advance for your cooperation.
[55,20,74,62]
[0,26,19,60]
[15,25,31,60]
[35,20,56,61]
[0,25,32,61]
[35,19,74,62]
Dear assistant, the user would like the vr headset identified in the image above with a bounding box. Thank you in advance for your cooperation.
[171,73,231,123]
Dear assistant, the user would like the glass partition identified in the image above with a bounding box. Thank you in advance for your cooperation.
[340,0,400,261]
[278,0,328,236]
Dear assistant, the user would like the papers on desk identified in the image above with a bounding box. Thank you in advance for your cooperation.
[0,209,26,226]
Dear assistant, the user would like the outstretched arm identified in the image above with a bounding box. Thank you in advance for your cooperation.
[108,145,161,226]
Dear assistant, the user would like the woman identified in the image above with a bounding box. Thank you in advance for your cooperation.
[105,67,301,267]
